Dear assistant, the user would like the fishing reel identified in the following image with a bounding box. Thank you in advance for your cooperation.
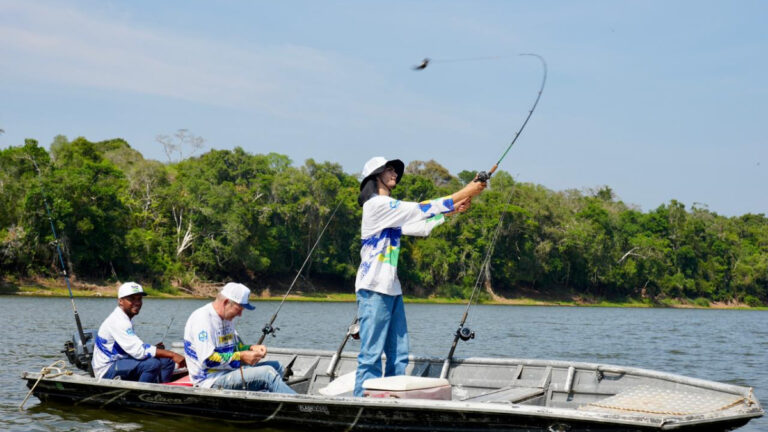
[475,171,492,183]
[348,320,360,340]
[261,324,280,338]
[457,326,475,342]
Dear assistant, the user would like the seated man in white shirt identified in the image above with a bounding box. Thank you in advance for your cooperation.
[183,282,295,393]
[91,282,185,382]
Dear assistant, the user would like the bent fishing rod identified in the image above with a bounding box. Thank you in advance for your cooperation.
[28,156,90,361]
[256,200,344,345]
[414,53,547,182]
[413,53,547,378]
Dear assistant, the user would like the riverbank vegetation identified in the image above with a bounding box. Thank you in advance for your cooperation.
[1,137,766,307]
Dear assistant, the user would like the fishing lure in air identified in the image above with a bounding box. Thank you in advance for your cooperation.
[413,53,547,182]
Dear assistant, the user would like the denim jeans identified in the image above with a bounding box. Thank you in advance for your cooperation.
[354,289,409,397]
[103,357,176,383]
[210,360,296,394]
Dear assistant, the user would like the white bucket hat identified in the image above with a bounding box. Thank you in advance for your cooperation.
[359,156,404,190]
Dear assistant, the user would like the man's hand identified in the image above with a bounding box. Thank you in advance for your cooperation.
[172,352,186,368]
[447,197,472,216]
[249,344,267,356]
[456,197,472,213]
[156,347,186,368]
[470,175,488,195]
[240,350,263,366]
[452,176,487,203]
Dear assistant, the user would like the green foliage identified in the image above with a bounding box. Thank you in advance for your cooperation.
[693,297,710,308]
[743,295,762,307]
[1,136,767,303]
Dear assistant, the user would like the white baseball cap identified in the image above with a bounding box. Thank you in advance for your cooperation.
[220,282,255,310]
[118,282,146,299]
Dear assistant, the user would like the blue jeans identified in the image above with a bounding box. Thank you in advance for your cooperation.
[211,361,296,394]
[104,357,176,383]
[354,289,409,397]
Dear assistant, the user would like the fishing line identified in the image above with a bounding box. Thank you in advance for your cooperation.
[412,55,512,69]
[256,199,344,345]
[413,53,547,181]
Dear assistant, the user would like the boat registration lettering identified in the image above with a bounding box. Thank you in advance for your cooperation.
[298,404,329,415]
[138,393,198,405]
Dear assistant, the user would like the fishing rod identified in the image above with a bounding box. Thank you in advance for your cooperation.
[160,316,174,344]
[439,190,514,379]
[256,200,344,345]
[325,314,359,379]
[413,53,547,182]
[412,53,547,379]
[28,156,92,370]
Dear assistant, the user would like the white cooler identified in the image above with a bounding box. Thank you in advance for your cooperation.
[363,376,452,400]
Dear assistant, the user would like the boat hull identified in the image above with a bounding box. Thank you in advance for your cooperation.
[22,347,763,432]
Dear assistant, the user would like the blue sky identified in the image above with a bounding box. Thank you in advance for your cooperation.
[1,0,766,216]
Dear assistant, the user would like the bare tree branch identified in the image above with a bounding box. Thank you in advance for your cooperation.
[617,247,646,264]
[156,129,206,163]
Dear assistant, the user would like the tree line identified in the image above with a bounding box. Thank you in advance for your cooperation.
[1,137,766,306]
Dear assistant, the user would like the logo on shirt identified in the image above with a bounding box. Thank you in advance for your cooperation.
[389,200,401,209]
[125,328,135,336]
[217,333,234,345]
[198,330,208,342]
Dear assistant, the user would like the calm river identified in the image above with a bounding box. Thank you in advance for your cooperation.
[1,297,766,431]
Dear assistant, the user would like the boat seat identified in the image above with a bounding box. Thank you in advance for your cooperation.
[461,386,544,403]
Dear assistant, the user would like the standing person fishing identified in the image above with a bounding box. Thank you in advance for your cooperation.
[353,156,486,397]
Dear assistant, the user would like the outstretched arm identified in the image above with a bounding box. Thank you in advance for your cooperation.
[450,178,486,203]
[156,348,186,367]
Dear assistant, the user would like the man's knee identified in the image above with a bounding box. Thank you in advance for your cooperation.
[141,357,163,372]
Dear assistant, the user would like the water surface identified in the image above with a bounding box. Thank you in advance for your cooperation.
[2,297,765,431]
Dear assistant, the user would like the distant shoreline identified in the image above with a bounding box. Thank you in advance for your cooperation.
[2,278,763,310]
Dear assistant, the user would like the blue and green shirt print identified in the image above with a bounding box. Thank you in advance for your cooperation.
[355,195,454,296]
[183,303,247,387]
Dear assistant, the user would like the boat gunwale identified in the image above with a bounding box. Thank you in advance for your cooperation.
[266,346,760,399]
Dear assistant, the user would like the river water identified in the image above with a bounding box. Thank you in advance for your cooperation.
[1,296,766,431]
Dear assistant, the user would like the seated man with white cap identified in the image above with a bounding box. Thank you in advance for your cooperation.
[92,282,186,382]
[183,282,296,393]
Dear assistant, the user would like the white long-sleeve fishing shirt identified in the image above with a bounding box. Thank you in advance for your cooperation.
[355,195,455,296]
[92,306,156,379]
